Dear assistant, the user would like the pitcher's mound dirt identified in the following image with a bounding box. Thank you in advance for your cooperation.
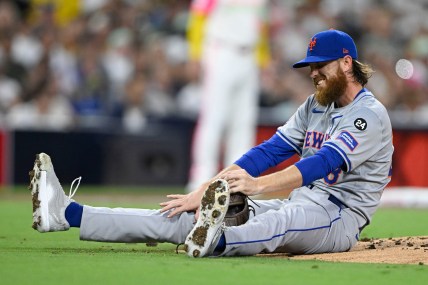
[262,236,428,265]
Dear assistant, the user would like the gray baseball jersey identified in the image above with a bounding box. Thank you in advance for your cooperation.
[277,88,394,228]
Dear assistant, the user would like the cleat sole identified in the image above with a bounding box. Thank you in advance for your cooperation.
[184,179,230,257]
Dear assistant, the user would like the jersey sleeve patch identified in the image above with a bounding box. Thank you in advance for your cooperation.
[354,118,367,131]
[337,131,359,151]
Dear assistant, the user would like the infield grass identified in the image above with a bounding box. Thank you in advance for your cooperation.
[0,186,427,285]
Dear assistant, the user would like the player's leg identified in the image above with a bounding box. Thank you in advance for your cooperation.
[183,182,293,258]
[80,206,194,244]
[29,153,195,244]
[248,198,286,218]
[221,197,359,256]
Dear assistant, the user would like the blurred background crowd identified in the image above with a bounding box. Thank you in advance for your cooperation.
[1,0,428,132]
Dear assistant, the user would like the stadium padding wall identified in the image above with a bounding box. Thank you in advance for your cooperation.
[1,125,427,186]
[2,119,194,186]
[0,129,8,185]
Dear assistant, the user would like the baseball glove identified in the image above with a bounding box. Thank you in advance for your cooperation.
[224,193,254,226]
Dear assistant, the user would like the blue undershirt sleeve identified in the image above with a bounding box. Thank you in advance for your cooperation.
[294,146,345,186]
[234,133,297,177]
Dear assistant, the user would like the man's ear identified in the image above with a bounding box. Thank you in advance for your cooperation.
[341,55,353,73]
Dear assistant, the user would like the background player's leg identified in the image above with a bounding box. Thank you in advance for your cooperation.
[80,206,195,244]
[188,45,236,190]
[224,53,258,166]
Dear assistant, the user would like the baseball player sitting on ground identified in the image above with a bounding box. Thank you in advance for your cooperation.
[29,29,393,258]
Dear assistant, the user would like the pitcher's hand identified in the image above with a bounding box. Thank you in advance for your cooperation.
[160,190,204,218]
[221,169,261,196]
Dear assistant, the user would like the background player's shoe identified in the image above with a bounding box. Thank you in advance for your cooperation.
[29,153,81,232]
[184,179,230,257]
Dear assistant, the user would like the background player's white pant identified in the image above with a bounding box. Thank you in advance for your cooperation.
[188,41,259,191]
[80,187,360,255]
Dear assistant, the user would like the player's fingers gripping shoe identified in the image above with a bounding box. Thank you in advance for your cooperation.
[29,153,81,232]
[184,179,230,258]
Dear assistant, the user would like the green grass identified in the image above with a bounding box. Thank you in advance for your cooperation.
[0,186,427,285]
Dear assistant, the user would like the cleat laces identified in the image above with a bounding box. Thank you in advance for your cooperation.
[68,176,82,200]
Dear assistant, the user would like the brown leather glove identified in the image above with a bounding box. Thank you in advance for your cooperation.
[224,193,253,226]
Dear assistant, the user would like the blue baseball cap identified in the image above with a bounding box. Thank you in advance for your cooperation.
[293,29,358,68]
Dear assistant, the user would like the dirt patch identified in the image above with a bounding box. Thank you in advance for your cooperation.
[265,236,428,265]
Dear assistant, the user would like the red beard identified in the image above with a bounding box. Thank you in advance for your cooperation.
[314,67,348,106]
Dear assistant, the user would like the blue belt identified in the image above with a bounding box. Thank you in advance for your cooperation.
[307,184,348,209]
[328,194,348,210]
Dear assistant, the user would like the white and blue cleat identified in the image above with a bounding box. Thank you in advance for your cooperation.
[184,179,230,257]
[29,153,80,232]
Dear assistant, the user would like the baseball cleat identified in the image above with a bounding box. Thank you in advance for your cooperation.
[184,179,230,258]
[29,153,81,232]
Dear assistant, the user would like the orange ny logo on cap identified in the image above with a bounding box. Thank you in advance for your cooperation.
[309,37,317,51]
